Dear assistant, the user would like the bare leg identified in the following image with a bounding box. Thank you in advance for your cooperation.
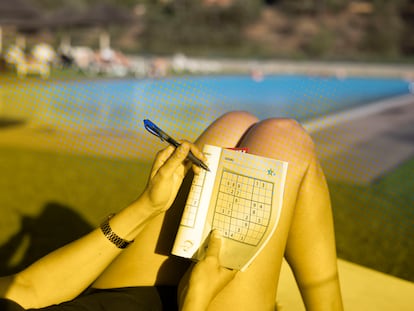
[92,114,343,310]
[92,111,259,288]
[203,118,342,310]
[284,157,343,309]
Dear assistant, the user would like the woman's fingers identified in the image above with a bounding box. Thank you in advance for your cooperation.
[152,141,206,177]
[188,143,208,174]
[157,142,191,177]
[205,230,222,259]
[206,230,237,276]
[150,145,176,178]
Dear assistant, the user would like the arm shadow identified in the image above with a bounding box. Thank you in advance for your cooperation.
[0,202,93,276]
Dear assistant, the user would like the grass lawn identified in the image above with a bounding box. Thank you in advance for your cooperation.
[328,157,414,282]
[0,68,109,84]
[0,145,413,283]
[0,146,153,275]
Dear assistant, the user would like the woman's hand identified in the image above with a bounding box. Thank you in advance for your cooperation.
[140,141,205,213]
[179,230,238,310]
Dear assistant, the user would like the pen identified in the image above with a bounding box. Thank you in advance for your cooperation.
[143,119,210,171]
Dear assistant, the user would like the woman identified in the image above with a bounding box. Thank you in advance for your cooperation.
[0,111,344,310]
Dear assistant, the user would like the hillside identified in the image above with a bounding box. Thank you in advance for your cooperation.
[2,0,414,61]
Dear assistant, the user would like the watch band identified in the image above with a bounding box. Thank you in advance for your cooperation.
[100,214,134,249]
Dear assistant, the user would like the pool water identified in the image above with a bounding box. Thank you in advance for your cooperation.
[1,74,410,137]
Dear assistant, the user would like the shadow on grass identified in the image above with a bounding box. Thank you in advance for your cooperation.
[0,118,25,129]
[0,202,93,276]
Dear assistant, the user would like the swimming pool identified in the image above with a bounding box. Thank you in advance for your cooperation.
[1,74,410,137]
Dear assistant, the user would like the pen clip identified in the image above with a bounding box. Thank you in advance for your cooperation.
[144,119,166,142]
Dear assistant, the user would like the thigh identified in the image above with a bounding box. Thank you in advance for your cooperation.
[92,112,259,288]
[205,119,317,310]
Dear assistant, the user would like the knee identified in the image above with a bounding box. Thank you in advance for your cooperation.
[217,111,259,126]
[257,118,316,155]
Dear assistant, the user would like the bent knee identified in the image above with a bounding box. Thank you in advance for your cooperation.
[260,118,315,152]
[218,111,259,126]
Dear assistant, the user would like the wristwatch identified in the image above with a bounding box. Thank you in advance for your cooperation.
[100,214,134,249]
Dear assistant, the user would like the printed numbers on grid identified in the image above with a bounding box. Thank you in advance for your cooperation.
[213,171,273,246]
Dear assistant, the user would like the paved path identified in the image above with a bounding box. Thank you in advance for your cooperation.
[304,94,414,184]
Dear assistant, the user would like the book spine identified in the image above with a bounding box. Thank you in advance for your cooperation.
[172,145,221,259]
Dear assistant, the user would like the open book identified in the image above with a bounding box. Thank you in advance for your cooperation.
[172,145,288,271]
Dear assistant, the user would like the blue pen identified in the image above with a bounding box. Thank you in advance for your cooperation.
[144,119,210,171]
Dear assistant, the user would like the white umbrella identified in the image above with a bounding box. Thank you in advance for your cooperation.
[0,0,42,54]
[32,43,56,63]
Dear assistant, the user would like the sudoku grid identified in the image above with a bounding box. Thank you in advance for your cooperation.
[212,170,274,246]
[180,168,274,247]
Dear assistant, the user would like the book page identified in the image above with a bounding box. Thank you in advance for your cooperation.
[172,145,288,271]
[171,145,222,259]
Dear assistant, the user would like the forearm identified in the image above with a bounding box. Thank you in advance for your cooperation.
[4,196,157,309]
[2,142,198,309]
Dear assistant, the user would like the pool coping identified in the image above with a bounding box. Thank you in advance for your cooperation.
[303,94,414,133]
[305,94,414,184]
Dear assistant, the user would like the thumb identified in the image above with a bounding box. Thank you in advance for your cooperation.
[205,230,222,258]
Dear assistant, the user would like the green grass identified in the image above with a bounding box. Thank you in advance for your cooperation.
[0,67,112,85]
[0,146,152,274]
[328,158,414,282]
[0,145,413,282]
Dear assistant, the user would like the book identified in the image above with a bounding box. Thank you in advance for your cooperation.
[172,144,288,271]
